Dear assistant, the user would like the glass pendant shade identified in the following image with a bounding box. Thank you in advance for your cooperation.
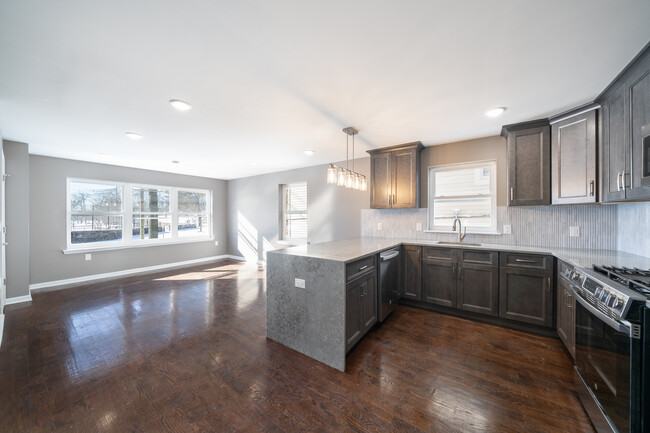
[337,169,346,186]
[345,171,354,188]
[354,173,361,190]
[361,176,368,191]
[327,165,337,184]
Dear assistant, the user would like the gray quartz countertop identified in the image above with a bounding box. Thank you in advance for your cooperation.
[269,237,650,270]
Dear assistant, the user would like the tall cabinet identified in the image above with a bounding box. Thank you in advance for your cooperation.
[367,142,423,209]
[550,104,598,204]
[501,120,551,206]
[599,42,650,202]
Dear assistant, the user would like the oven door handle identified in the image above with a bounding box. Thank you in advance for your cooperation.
[570,286,631,335]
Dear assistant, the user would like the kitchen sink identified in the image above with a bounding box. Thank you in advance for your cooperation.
[437,241,482,246]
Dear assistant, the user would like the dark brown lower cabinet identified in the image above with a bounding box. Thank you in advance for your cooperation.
[557,273,575,359]
[345,271,377,352]
[422,258,456,307]
[401,245,421,301]
[499,267,553,327]
[457,263,499,316]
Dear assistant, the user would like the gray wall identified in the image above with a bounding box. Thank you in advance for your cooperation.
[29,155,228,285]
[227,158,370,262]
[4,141,30,299]
[421,135,507,207]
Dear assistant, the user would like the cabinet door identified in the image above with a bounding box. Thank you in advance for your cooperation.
[499,268,553,327]
[600,89,628,202]
[402,246,422,301]
[422,259,456,307]
[552,110,597,204]
[628,61,650,199]
[370,153,392,209]
[362,273,377,334]
[457,263,499,316]
[345,279,363,352]
[507,126,551,206]
[392,148,419,208]
[557,277,575,359]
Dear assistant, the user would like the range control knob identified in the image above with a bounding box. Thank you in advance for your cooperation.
[572,272,580,281]
[613,298,625,310]
[599,291,610,302]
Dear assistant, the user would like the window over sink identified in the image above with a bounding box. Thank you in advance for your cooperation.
[427,160,497,234]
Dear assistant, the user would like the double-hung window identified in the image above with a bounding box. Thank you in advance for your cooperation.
[67,178,212,250]
[427,160,497,233]
[281,182,307,243]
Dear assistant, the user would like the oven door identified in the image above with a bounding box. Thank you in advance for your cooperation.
[573,287,635,433]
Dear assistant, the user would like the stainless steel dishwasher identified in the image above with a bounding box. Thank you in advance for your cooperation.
[378,248,400,321]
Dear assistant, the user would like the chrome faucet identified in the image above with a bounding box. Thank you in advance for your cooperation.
[452,218,467,242]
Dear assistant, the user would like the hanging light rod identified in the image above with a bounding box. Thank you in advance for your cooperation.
[326,127,367,192]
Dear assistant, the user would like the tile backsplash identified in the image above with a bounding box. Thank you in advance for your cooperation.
[362,204,632,252]
[617,202,650,257]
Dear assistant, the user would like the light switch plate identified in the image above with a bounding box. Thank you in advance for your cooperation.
[85,253,92,261]
[503,224,512,235]
[214,241,219,246]
[416,222,423,231]
[570,226,580,237]
[295,278,305,289]
[377,222,383,230]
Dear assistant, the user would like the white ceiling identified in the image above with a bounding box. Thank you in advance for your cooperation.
[1,1,649,180]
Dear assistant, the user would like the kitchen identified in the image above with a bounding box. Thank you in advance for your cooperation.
[1,2,650,432]
[266,42,650,433]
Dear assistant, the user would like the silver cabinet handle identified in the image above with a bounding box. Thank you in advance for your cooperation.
[510,187,514,201]
[388,193,391,206]
[546,277,551,294]
[589,180,594,196]
[2,242,7,246]
[359,265,368,271]
[617,172,622,191]
[621,170,626,192]
[515,258,536,263]
[392,194,395,206]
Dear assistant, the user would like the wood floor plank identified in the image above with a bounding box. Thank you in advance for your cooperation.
[0,260,595,432]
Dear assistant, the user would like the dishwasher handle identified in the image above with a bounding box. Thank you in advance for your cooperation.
[380,250,400,261]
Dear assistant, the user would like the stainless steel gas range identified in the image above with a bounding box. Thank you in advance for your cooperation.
[563,263,650,433]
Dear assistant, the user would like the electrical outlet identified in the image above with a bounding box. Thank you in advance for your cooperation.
[503,224,512,235]
[377,222,383,230]
[294,278,305,289]
[570,226,580,237]
[416,222,423,231]
[214,241,219,246]
[85,253,92,261]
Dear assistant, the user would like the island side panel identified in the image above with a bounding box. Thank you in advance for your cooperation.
[266,252,346,371]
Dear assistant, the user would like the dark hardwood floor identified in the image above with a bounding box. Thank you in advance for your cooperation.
[0,260,595,433]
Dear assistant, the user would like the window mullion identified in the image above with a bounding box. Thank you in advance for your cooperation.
[171,187,178,239]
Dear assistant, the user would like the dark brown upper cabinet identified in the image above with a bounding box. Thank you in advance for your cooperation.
[501,120,551,206]
[598,41,650,202]
[550,105,598,204]
[367,142,423,209]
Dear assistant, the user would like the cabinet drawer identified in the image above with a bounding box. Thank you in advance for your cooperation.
[346,255,376,281]
[500,252,552,272]
[423,247,455,261]
[459,249,498,266]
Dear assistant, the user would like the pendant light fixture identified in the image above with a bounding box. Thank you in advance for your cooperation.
[326,127,367,192]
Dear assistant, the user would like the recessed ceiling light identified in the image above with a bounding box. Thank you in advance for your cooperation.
[99,153,113,159]
[125,132,143,140]
[484,107,507,117]
[251,162,260,166]
[171,160,180,164]
[169,99,192,111]
[304,150,315,156]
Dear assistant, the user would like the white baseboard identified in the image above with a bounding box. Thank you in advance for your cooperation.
[0,314,4,348]
[5,294,32,305]
[30,254,246,293]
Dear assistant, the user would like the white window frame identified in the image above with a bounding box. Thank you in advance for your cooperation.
[280,182,308,244]
[66,178,213,253]
[427,160,498,234]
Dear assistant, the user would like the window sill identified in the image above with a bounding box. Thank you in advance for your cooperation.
[63,237,215,254]
[424,230,502,236]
